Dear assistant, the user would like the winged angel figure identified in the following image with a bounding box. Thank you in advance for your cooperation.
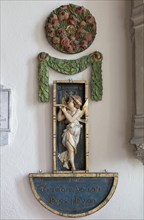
[57,95,88,171]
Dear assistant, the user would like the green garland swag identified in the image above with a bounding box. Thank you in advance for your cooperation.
[38,51,103,102]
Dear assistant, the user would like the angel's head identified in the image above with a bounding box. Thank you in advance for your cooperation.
[67,95,82,109]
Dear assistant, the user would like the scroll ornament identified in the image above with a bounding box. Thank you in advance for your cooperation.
[38,51,103,102]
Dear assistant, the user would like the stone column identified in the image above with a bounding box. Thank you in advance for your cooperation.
[131,0,144,164]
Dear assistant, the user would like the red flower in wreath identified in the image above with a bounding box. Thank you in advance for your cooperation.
[80,40,88,49]
[75,6,86,14]
[85,14,94,24]
[47,29,55,37]
[52,37,60,44]
[71,41,77,51]
[50,14,59,27]
[69,15,78,25]
[84,33,93,42]
[61,37,70,47]
[58,11,66,21]
[52,19,59,27]
[65,45,73,53]
[50,14,58,21]
[76,27,82,37]
[56,28,66,38]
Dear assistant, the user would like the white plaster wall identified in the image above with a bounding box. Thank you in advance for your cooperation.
[1,0,143,219]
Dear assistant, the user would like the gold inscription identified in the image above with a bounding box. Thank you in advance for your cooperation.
[44,186,100,193]
[48,197,96,205]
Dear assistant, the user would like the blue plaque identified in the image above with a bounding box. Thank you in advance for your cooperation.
[29,173,118,217]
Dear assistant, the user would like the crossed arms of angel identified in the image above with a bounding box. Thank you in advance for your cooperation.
[57,99,88,123]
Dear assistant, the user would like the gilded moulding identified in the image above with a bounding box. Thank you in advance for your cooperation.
[53,81,89,172]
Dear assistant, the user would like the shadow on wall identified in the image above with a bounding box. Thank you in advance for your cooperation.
[16,175,56,218]
[27,57,52,172]
[106,0,134,163]
[124,0,135,159]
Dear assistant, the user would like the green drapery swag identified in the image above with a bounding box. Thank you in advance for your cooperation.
[38,51,103,102]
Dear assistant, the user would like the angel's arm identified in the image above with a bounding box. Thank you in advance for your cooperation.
[57,108,66,121]
[61,108,80,123]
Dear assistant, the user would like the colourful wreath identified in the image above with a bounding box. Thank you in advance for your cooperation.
[45,4,96,54]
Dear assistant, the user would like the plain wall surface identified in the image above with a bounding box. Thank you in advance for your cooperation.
[1,0,144,219]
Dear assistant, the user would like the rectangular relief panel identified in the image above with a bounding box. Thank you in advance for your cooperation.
[53,80,88,173]
[0,88,11,131]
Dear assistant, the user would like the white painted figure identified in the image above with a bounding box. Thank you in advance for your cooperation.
[57,95,87,171]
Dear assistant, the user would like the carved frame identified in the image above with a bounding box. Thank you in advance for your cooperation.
[53,80,89,173]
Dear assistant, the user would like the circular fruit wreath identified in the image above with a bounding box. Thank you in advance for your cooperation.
[45,4,96,54]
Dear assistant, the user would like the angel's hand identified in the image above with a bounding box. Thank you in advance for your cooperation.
[61,107,67,113]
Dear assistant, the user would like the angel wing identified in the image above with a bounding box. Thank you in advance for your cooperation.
[82,99,88,114]
[61,97,67,105]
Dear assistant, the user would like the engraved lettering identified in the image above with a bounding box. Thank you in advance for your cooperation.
[88,186,100,192]
[42,186,101,193]
[47,197,96,205]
